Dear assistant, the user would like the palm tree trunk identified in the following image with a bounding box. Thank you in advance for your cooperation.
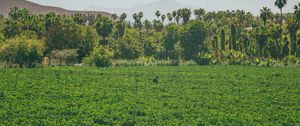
[280,9,283,27]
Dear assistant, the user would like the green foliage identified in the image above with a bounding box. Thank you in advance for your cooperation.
[163,23,180,59]
[230,24,237,50]
[46,17,86,52]
[194,8,206,20]
[275,0,287,24]
[180,20,207,60]
[220,29,226,50]
[96,16,113,45]
[283,55,298,65]
[256,25,269,57]
[114,20,126,39]
[224,50,247,65]
[4,7,44,39]
[114,29,143,59]
[1,4,300,66]
[260,7,272,25]
[1,66,299,125]
[177,8,192,24]
[78,28,99,62]
[0,35,45,67]
[73,13,86,25]
[83,46,113,67]
[152,19,163,32]
[144,32,163,58]
[195,53,212,65]
[295,3,300,23]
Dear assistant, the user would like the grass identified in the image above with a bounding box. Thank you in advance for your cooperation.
[0,66,299,125]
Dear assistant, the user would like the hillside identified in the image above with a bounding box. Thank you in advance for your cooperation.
[0,0,112,18]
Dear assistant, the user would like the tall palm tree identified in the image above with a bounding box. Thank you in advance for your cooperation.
[111,13,117,21]
[138,12,143,19]
[143,19,151,35]
[167,13,173,22]
[294,2,300,24]
[260,7,272,25]
[132,13,138,22]
[172,11,177,22]
[193,8,206,20]
[178,8,191,24]
[275,0,287,25]
[120,13,127,21]
[155,10,161,19]
[161,14,166,23]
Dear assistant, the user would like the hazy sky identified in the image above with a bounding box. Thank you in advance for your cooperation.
[28,0,298,15]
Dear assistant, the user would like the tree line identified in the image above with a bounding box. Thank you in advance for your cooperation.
[0,0,300,67]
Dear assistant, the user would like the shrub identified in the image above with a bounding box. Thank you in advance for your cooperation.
[83,46,113,67]
[42,57,50,67]
[195,53,212,65]
[283,55,298,66]
[50,49,78,66]
[0,36,45,68]
[224,50,247,65]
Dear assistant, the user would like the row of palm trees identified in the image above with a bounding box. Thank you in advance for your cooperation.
[110,0,298,27]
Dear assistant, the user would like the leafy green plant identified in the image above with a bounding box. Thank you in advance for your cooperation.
[283,55,298,66]
[83,46,113,67]
[195,53,212,65]
[224,50,247,65]
[0,36,45,68]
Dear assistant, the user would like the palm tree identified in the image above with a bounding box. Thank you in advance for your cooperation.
[111,13,117,21]
[138,12,144,19]
[178,8,191,24]
[155,10,161,19]
[143,19,151,35]
[294,2,300,24]
[194,8,206,20]
[175,15,180,24]
[172,11,177,21]
[260,7,272,25]
[167,13,173,22]
[132,13,138,22]
[161,14,166,23]
[120,13,127,21]
[275,0,287,25]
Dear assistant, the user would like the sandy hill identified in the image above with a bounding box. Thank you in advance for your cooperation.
[0,0,112,18]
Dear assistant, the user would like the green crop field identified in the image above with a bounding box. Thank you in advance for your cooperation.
[0,66,300,125]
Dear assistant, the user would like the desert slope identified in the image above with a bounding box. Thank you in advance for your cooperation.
[0,0,112,18]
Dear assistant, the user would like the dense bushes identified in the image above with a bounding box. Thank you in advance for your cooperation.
[83,46,113,67]
[0,35,45,67]
[113,29,143,59]
[181,20,207,60]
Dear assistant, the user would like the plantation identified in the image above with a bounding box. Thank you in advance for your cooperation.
[0,1,300,68]
[0,66,299,125]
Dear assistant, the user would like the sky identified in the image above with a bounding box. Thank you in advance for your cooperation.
[28,0,299,16]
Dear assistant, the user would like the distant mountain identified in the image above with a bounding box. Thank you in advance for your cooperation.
[84,0,199,21]
[0,0,112,18]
